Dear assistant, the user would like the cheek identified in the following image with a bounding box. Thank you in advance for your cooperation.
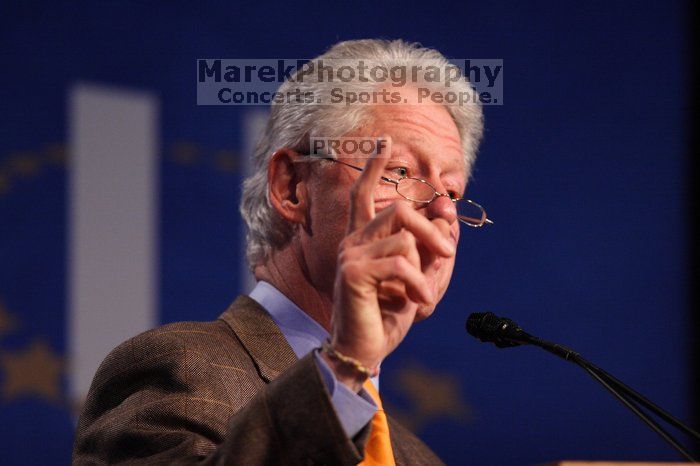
[319,193,350,246]
[302,185,351,292]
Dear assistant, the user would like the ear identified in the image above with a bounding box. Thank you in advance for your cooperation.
[267,149,309,225]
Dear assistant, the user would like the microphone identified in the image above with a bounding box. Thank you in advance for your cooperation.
[465,312,529,347]
[466,312,579,360]
[465,311,700,462]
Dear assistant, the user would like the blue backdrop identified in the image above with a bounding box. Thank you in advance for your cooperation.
[0,1,692,464]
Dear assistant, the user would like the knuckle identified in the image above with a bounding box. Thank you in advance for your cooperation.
[338,235,358,253]
[337,248,351,265]
[392,256,409,274]
[399,229,416,247]
[337,241,362,266]
[393,201,411,217]
[339,261,360,280]
[338,235,352,251]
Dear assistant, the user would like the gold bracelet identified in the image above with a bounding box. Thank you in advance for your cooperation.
[321,339,380,378]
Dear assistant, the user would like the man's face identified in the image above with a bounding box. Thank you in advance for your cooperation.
[301,92,467,321]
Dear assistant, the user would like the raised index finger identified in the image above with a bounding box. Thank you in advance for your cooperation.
[347,136,392,233]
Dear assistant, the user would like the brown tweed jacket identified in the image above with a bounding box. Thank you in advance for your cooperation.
[73,295,444,465]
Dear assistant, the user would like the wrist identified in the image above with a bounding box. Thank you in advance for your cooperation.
[320,339,379,393]
[320,350,366,392]
[330,336,381,371]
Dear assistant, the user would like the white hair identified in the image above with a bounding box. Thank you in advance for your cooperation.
[240,39,484,269]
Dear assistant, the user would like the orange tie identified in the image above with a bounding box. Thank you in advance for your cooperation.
[359,380,396,466]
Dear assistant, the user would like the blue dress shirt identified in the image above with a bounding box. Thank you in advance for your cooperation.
[248,280,378,438]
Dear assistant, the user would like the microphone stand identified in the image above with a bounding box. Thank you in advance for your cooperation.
[581,362,695,462]
[522,333,699,462]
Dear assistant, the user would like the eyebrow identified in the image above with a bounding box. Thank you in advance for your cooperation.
[391,141,466,179]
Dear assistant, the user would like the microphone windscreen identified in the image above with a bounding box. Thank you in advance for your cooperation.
[466,312,498,340]
[466,312,525,348]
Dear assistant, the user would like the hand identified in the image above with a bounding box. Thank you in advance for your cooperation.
[323,138,456,390]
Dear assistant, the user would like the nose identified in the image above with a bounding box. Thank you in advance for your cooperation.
[426,193,458,226]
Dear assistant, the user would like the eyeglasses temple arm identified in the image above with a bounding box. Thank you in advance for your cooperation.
[320,156,398,185]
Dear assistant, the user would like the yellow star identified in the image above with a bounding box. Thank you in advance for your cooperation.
[214,150,238,173]
[0,299,19,337]
[0,171,11,196]
[387,362,471,432]
[7,152,42,177]
[171,141,201,164]
[0,339,63,403]
[42,143,67,166]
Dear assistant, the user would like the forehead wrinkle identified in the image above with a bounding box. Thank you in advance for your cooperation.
[369,103,466,178]
[382,111,460,143]
[404,134,462,159]
[378,110,462,156]
[398,128,463,172]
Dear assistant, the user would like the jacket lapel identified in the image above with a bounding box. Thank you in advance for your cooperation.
[219,296,442,463]
[218,295,298,382]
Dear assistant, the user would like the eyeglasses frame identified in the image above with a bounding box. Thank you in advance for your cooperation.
[310,155,493,228]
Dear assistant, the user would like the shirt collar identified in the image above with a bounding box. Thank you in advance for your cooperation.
[247,280,380,389]
[248,280,329,359]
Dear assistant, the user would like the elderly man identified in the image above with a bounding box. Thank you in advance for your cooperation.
[73,39,486,465]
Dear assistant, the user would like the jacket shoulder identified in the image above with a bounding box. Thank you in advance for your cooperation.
[91,318,244,387]
[76,315,261,432]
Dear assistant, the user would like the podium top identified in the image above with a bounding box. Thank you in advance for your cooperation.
[542,462,687,466]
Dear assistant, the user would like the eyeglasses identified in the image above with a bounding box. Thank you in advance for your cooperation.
[316,156,493,228]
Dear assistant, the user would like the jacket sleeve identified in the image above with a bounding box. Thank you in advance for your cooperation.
[72,326,369,466]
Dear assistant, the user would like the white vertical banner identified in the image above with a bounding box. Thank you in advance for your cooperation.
[68,84,159,409]
[239,109,268,294]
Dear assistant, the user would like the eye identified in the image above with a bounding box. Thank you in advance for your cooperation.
[389,167,409,179]
[447,190,462,201]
